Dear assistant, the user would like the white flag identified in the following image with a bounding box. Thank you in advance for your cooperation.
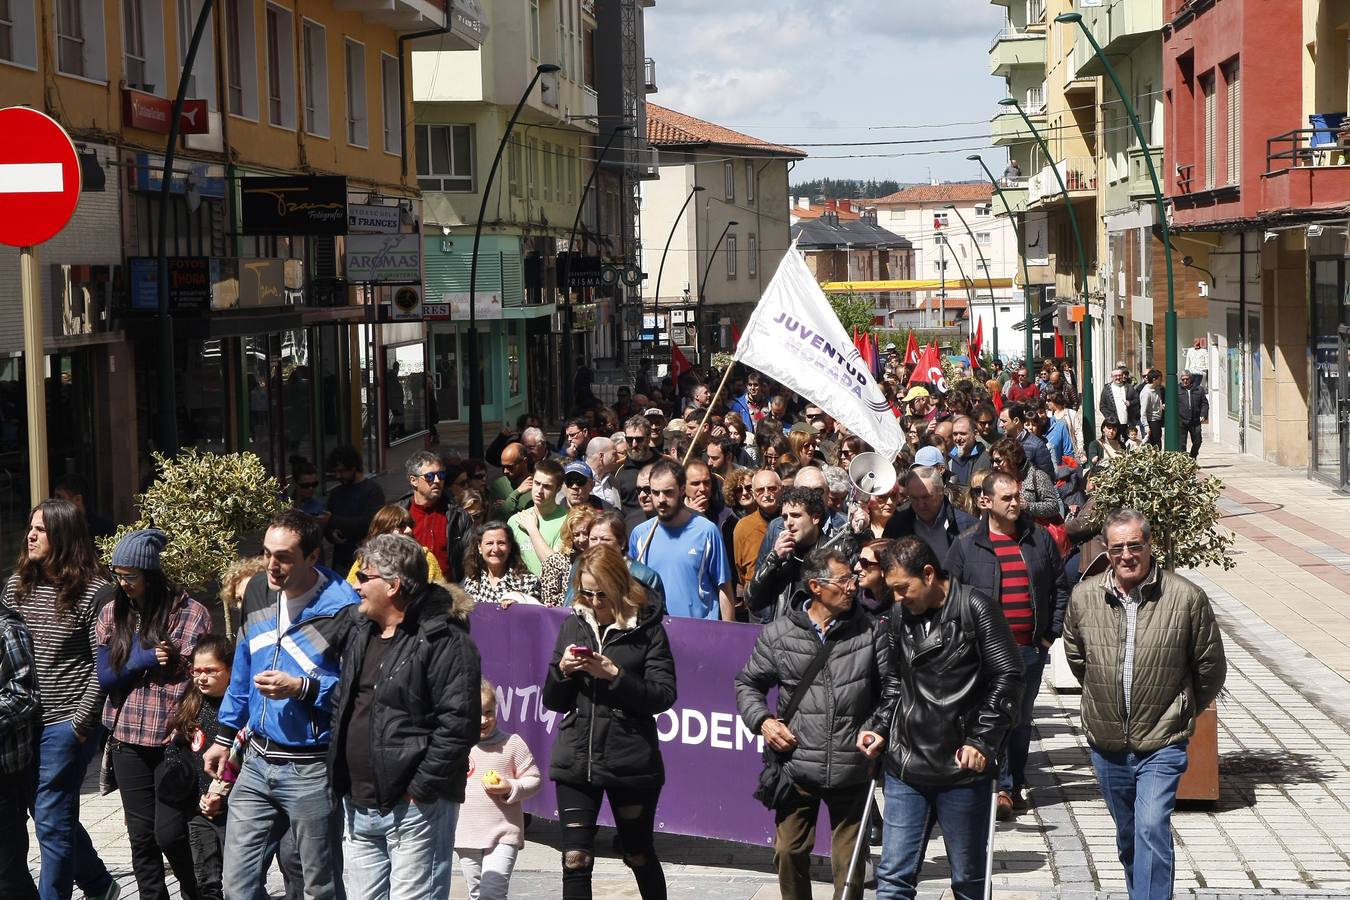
[735,248,903,459]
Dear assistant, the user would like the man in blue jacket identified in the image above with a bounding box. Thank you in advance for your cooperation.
[204,509,360,900]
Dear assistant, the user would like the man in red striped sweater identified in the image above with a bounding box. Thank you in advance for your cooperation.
[943,471,1070,821]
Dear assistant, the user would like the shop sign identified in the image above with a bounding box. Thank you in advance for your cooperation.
[423,301,450,321]
[127,257,213,312]
[122,89,209,135]
[241,175,347,236]
[444,291,504,321]
[346,233,421,282]
[391,286,422,321]
[131,153,226,198]
[210,257,305,309]
[347,203,401,234]
[561,253,603,288]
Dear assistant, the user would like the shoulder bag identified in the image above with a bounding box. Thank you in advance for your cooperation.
[752,638,834,810]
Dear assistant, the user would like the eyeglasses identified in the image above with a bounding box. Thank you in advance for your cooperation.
[354,570,386,584]
[1106,542,1147,558]
[637,485,652,494]
[418,471,447,482]
[990,457,1005,465]
[113,571,143,583]
[579,588,608,602]
[190,667,222,676]
[563,477,589,488]
[855,558,880,570]
[822,574,858,588]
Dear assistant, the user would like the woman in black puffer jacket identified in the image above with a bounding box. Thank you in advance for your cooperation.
[542,544,676,900]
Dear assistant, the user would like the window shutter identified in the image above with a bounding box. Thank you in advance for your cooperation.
[1226,64,1241,185]
[1203,75,1216,190]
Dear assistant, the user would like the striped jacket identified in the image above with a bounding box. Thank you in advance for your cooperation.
[216,568,358,752]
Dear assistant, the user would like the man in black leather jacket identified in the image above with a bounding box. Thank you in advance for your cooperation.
[860,537,1023,900]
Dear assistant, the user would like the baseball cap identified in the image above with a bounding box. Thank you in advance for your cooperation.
[901,386,930,403]
[913,446,945,468]
[643,407,665,418]
[563,461,594,482]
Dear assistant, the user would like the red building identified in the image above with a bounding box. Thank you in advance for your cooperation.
[1163,0,1350,487]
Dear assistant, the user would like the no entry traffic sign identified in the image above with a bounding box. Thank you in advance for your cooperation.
[0,107,82,248]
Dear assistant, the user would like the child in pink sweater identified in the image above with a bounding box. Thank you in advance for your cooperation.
[455,678,542,900]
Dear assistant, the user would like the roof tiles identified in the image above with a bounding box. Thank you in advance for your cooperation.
[646,104,806,158]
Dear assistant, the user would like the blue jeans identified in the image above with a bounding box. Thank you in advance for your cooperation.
[1091,741,1189,900]
[222,750,340,900]
[33,721,114,900]
[342,797,458,900]
[876,773,995,900]
[1000,643,1047,793]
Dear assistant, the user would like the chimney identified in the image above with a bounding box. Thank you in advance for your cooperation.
[796,196,810,210]
[825,199,837,212]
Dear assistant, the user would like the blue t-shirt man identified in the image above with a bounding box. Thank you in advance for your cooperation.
[630,512,732,620]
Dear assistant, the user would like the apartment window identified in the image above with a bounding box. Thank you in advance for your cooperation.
[0,0,12,63]
[178,0,217,102]
[934,233,947,246]
[542,142,553,199]
[0,0,37,68]
[1201,71,1216,191]
[934,211,949,227]
[225,0,258,117]
[1224,61,1241,185]
[528,0,539,60]
[745,161,755,204]
[976,231,992,245]
[123,0,147,85]
[302,20,327,136]
[747,233,757,277]
[1026,84,1043,110]
[265,4,296,129]
[724,161,735,201]
[416,124,474,192]
[345,39,367,146]
[726,235,737,278]
[509,139,522,197]
[381,53,400,154]
[57,0,106,80]
[975,203,992,217]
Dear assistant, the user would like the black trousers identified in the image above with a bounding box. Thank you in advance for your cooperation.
[555,780,665,900]
[1146,419,1163,447]
[188,813,226,900]
[1180,421,1203,458]
[0,766,39,900]
[110,741,200,900]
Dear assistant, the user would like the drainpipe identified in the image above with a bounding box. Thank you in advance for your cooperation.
[1238,231,1246,454]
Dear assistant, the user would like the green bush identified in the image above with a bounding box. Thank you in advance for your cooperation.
[99,450,283,608]
[1085,445,1236,571]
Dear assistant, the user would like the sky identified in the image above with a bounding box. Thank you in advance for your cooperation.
[644,0,1009,187]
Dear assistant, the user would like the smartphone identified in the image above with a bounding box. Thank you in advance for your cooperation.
[571,645,595,658]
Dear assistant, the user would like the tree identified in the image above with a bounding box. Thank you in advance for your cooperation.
[1085,447,1236,571]
[829,292,876,336]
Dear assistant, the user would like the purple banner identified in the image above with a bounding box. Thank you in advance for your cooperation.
[471,604,833,852]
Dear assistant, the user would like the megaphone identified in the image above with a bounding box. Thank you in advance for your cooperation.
[848,452,898,497]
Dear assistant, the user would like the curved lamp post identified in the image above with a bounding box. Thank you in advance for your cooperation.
[969,154,1032,363]
[945,203,999,360]
[696,219,738,365]
[998,96,1095,441]
[562,123,634,387]
[467,63,560,458]
[652,184,705,368]
[1058,10,1176,449]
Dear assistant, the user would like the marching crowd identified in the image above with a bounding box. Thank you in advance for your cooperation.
[0,343,1225,900]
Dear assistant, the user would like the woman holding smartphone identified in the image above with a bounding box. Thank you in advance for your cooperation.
[542,544,676,900]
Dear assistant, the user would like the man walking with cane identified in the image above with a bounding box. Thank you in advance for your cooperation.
[862,537,1024,900]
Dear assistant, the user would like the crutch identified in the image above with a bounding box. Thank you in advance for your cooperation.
[982,777,998,900]
[843,768,884,900]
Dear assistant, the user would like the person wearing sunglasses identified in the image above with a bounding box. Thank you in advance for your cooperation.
[345,505,445,588]
[95,528,211,900]
[543,544,675,900]
[288,458,326,517]
[1063,509,1226,900]
[399,450,473,584]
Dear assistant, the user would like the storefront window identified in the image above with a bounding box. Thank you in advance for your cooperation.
[181,339,228,454]
[1248,313,1261,427]
[384,342,427,443]
[1311,260,1341,475]
[1226,310,1241,420]
[243,336,274,473]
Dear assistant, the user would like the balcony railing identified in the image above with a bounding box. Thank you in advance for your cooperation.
[1267,126,1350,173]
[644,58,657,93]
[1028,157,1097,204]
[1127,146,1164,198]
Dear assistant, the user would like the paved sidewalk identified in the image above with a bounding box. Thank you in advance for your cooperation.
[30,447,1350,898]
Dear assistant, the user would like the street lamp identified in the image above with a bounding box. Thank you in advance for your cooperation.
[1058,10,1178,449]
[998,96,1095,441]
[562,123,634,385]
[969,154,1032,363]
[467,62,560,458]
[945,203,998,360]
[696,220,738,365]
[653,184,705,369]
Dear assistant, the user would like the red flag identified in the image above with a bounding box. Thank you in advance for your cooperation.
[671,344,692,380]
[969,318,984,364]
[869,333,882,377]
[904,332,921,365]
[1054,329,1065,357]
[908,343,946,392]
[731,321,742,348]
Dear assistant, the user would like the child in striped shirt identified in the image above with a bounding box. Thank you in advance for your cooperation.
[454,678,541,900]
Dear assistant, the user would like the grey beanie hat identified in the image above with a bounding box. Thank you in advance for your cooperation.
[111,528,169,571]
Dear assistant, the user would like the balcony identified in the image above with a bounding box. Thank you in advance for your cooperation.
[989,27,1046,77]
[1070,0,1163,80]
[995,180,1029,216]
[340,0,448,33]
[990,109,1045,146]
[644,58,657,93]
[1028,157,1097,206]
[1127,146,1164,199]
[1261,126,1350,213]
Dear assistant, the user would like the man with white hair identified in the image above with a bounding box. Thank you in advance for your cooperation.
[521,427,550,465]
[585,436,621,508]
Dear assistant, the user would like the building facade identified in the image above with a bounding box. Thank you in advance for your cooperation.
[790,206,914,325]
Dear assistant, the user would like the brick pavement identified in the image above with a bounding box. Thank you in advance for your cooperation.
[29,448,1350,899]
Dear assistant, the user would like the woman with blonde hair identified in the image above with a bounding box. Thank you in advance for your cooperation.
[785,428,817,466]
[542,544,675,899]
[345,504,444,586]
[538,505,596,607]
[218,555,265,637]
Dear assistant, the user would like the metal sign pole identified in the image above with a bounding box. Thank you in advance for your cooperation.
[21,245,49,504]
